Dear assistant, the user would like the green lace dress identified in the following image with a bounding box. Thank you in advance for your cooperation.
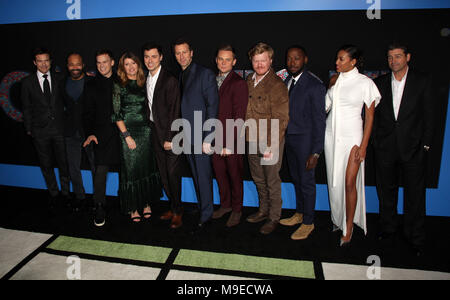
[112,80,161,214]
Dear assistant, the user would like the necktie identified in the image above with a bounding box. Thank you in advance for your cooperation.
[43,74,51,101]
[289,78,296,94]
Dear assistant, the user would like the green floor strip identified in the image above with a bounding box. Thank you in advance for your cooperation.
[47,236,171,264]
[174,249,316,279]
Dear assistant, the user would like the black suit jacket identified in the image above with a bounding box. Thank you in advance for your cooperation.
[373,69,433,161]
[60,75,91,137]
[285,70,326,155]
[21,71,64,137]
[147,67,181,149]
[83,74,120,165]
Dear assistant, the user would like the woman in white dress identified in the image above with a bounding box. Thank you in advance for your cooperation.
[324,45,381,246]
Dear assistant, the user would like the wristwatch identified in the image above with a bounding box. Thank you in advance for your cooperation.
[313,153,320,158]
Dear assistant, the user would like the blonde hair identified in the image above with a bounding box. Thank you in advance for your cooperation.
[248,42,274,60]
[117,51,146,87]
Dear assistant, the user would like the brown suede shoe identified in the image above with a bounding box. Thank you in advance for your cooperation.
[160,210,174,221]
[291,224,314,240]
[170,213,183,229]
[246,211,268,223]
[280,212,303,226]
[212,206,232,219]
[226,211,242,227]
[260,220,278,235]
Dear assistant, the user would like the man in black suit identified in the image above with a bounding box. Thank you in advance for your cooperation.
[60,53,95,211]
[173,38,219,233]
[373,42,434,256]
[143,42,183,229]
[21,48,70,205]
[83,49,120,226]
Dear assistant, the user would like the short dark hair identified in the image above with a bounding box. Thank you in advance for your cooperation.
[32,47,51,61]
[142,42,163,56]
[388,42,410,55]
[337,44,364,71]
[216,43,236,58]
[286,45,308,57]
[95,49,114,60]
[66,52,83,64]
[173,37,193,52]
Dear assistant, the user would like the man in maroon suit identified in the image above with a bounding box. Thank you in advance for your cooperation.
[211,44,248,227]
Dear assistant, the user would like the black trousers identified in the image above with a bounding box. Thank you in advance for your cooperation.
[93,165,109,206]
[65,132,95,199]
[33,132,70,197]
[153,142,183,214]
[375,147,427,247]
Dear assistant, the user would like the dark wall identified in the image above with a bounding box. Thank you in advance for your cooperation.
[1,9,448,187]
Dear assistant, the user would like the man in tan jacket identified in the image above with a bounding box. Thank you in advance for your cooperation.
[245,42,289,234]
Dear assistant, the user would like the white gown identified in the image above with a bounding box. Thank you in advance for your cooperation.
[324,67,381,237]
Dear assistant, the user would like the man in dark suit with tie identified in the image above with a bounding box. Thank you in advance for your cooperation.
[373,42,434,256]
[173,38,219,233]
[211,44,248,227]
[279,45,326,240]
[143,42,183,229]
[21,47,70,206]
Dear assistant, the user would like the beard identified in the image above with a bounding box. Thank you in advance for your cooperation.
[69,69,83,79]
[287,66,305,78]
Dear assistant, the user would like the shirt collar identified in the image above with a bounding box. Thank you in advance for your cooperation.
[37,70,50,78]
[252,69,270,86]
[148,65,161,80]
[392,66,409,83]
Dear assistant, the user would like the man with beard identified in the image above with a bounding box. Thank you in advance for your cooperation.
[60,53,95,211]
[83,49,120,226]
[279,45,326,240]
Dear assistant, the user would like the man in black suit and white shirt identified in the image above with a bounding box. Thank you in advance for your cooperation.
[373,42,434,256]
[21,48,70,206]
[143,42,183,229]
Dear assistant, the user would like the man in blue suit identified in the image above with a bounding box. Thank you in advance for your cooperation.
[280,45,326,240]
[173,38,219,233]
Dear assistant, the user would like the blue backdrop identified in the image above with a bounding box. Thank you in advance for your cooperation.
[1,0,449,24]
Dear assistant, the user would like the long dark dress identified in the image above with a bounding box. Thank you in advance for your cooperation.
[112,80,161,214]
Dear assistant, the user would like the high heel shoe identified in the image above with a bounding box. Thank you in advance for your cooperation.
[332,224,340,232]
[339,227,354,247]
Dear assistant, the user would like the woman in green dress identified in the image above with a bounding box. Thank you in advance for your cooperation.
[112,51,161,222]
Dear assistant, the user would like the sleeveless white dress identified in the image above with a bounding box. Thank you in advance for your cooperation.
[324,67,381,236]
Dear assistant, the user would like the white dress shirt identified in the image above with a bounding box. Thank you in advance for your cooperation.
[252,70,270,87]
[391,67,408,120]
[287,72,303,90]
[146,66,161,121]
[37,70,52,93]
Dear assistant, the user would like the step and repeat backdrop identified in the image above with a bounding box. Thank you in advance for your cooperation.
[1,1,449,215]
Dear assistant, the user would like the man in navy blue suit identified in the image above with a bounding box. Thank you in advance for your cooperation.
[173,38,219,233]
[280,45,326,240]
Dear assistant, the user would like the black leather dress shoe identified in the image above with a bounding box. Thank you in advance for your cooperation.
[378,231,396,241]
[190,219,212,235]
[412,245,425,257]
